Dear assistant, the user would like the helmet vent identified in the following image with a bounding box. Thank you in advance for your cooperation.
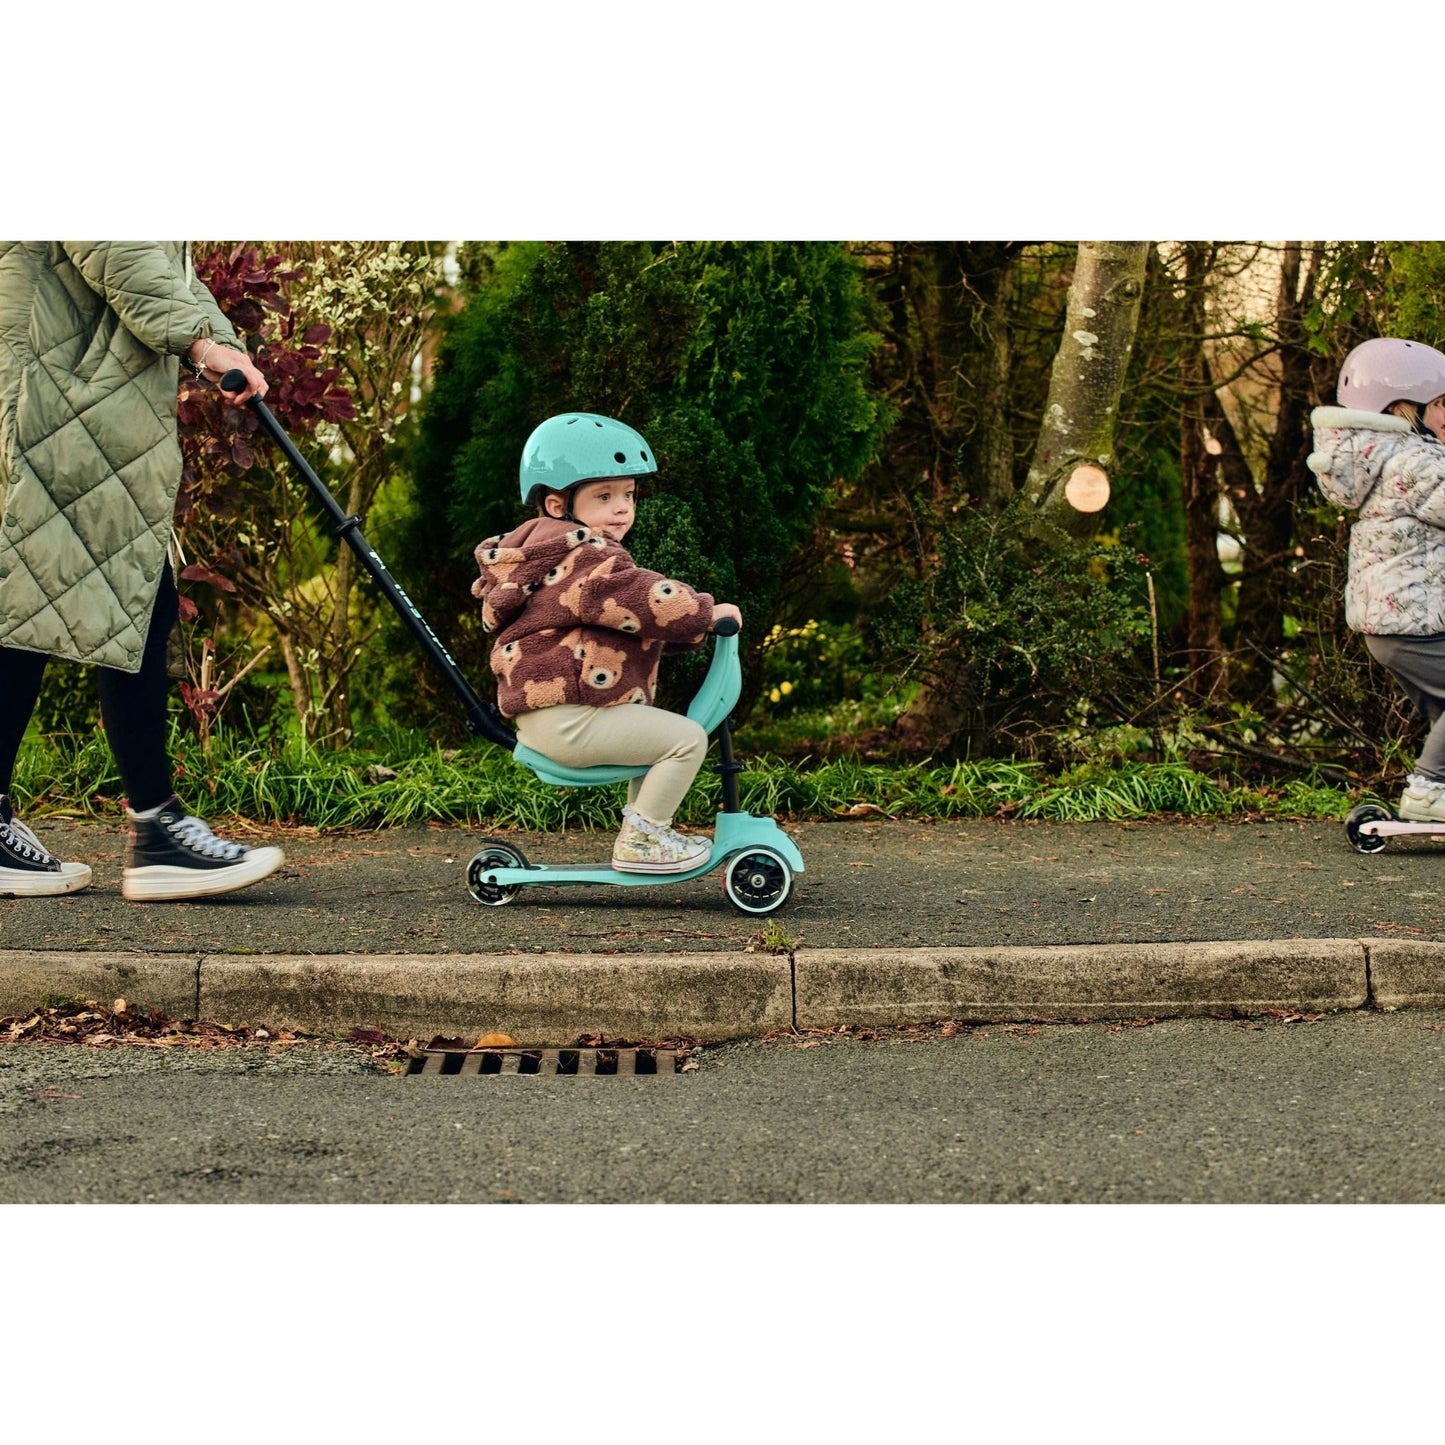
[614,452,626,463]
[640,450,649,461]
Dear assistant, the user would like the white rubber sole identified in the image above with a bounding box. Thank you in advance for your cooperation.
[121,846,285,902]
[0,861,93,897]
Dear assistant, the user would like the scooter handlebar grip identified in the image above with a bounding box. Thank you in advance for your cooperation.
[711,616,740,636]
[219,368,249,397]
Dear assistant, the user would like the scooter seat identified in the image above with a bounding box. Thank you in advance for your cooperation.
[512,745,650,789]
[510,632,743,789]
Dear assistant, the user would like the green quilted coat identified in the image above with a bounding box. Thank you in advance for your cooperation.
[0,242,242,671]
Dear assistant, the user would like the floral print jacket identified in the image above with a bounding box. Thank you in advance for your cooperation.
[1308,406,1445,635]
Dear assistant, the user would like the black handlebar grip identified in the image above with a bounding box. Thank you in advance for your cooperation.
[712,615,740,636]
[219,368,248,397]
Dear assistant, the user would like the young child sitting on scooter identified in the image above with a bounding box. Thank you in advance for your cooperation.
[1310,336,1445,821]
[471,412,742,873]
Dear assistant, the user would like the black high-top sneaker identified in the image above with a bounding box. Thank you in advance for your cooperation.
[0,794,92,896]
[121,796,284,902]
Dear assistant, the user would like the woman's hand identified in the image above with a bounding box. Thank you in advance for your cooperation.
[189,339,268,404]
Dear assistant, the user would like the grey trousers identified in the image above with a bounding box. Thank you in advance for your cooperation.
[1365,633,1445,781]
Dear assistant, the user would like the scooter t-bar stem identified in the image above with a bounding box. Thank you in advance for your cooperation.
[219,369,515,750]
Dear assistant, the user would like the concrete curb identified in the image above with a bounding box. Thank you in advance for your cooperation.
[2,952,200,1021]
[3,938,1443,1043]
[1365,941,1445,1011]
[197,952,793,1044]
[794,940,1372,1027]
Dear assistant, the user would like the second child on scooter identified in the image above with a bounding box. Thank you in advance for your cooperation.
[1310,336,1445,822]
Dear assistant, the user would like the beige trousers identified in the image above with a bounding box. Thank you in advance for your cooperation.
[515,704,709,826]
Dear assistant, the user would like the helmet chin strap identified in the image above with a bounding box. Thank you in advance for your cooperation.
[546,487,580,524]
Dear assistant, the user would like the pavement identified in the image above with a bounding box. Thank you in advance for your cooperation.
[4,813,1445,1043]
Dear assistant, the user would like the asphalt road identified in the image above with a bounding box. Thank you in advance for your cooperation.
[4,1008,1442,1202]
[9,815,1445,955]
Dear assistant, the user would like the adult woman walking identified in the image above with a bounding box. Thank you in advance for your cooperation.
[0,242,284,900]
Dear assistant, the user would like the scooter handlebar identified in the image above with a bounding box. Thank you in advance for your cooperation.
[219,368,249,398]
[711,615,740,636]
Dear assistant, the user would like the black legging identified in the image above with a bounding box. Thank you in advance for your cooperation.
[0,564,178,812]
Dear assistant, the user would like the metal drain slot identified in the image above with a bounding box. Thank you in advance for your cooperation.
[404,1047,681,1077]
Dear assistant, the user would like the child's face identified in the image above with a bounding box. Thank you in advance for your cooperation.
[1426,396,1445,443]
[562,478,636,541]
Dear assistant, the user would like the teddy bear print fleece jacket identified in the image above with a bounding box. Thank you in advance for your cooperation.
[471,517,716,717]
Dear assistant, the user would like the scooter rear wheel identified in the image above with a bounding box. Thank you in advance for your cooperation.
[722,847,793,915]
[1345,803,1391,854]
[467,839,529,905]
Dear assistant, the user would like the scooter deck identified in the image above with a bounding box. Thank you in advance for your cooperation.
[473,813,803,895]
[1358,820,1445,840]
[478,855,725,889]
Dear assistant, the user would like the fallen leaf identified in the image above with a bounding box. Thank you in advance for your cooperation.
[840,803,891,818]
[112,999,128,1015]
[476,1032,517,1048]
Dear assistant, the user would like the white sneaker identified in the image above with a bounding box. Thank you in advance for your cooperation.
[1399,776,1445,823]
[0,794,92,897]
[611,807,711,874]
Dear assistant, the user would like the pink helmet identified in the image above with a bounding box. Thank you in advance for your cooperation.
[1337,337,1445,412]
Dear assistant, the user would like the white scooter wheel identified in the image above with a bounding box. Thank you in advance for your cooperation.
[1345,803,1391,855]
[467,839,528,905]
[722,847,793,915]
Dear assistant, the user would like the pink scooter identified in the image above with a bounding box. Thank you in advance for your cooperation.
[1345,802,1445,853]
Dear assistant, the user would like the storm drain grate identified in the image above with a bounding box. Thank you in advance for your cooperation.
[403,1047,682,1077]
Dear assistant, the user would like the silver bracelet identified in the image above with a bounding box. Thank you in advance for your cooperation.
[193,338,218,376]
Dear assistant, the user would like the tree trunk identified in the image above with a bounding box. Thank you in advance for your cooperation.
[1229,242,1323,702]
[1179,243,1226,697]
[1025,241,1150,538]
[276,630,314,739]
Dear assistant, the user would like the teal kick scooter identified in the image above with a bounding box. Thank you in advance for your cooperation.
[224,372,804,916]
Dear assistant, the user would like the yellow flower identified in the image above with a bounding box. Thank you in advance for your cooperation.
[780,681,793,696]
[769,687,781,704]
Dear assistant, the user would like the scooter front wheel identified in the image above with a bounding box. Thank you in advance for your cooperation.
[1345,803,1391,854]
[467,839,529,905]
[722,847,793,915]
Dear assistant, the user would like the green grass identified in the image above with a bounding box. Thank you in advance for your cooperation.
[11,721,1369,832]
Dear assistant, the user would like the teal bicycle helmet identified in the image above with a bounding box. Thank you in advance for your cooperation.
[519,412,658,507]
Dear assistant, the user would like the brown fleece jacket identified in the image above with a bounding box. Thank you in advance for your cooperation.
[470,517,716,717]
